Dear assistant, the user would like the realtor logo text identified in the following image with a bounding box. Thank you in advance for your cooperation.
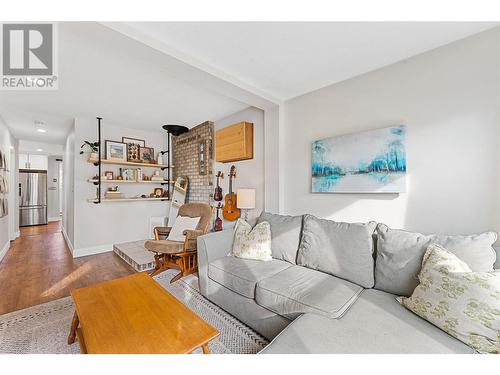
[1,23,58,90]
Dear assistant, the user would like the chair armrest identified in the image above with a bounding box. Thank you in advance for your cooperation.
[182,229,206,252]
[197,229,234,297]
[154,226,172,240]
[183,229,205,240]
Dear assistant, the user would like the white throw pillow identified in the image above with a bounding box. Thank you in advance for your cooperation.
[399,243,500,353]
[231,219,272,261]
[167,216,200,242]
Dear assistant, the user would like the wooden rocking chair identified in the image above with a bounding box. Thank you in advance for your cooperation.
[144,203,213,283]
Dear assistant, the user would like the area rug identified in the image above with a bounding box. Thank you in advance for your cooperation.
[0,270,268,354]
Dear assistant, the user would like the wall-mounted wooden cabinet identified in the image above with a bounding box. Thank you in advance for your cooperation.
[215,121,254,163]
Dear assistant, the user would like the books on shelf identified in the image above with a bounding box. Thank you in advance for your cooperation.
[151,176,165,181]
[104,191,125,199]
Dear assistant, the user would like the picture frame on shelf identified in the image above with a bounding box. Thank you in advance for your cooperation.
[122,137,145,162]
[105,140,127,162]
[122,137,146,147]
[139,146,155,163]
[126,143,140,162]
[104,171,114,180]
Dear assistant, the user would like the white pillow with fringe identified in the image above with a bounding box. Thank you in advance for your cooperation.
[231,219,272,261]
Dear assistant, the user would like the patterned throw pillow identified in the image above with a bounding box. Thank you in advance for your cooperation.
[399,243,500,353]
[231,219,272,261]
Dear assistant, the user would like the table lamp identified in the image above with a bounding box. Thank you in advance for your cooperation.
[236,188,256,221]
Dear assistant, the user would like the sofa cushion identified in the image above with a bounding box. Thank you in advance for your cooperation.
[375,223,497,296]
[259,289,475,354]
[296,215,377,288]
[257,212,303,264]
[255,266,363,320]
[208,256,291,299]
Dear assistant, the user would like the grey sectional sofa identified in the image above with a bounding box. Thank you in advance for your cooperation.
[197,213,500,354]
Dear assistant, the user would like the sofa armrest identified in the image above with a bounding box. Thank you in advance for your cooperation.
[197,229,234,297]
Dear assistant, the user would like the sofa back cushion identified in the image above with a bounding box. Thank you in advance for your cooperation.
[257,212,303,264]
[296,214,377,288]
[375,223,497,296]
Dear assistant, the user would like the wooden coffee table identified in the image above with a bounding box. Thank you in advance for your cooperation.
[67,273,219,354]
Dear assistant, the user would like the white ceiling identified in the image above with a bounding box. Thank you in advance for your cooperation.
[0,22,248,144]
[2,22,497,145]
[122,22,498,100]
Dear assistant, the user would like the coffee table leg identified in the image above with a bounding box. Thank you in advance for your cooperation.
[68,311,80,344]
[201,344,210,354]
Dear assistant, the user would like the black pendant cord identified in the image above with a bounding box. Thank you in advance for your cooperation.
[96,117,102,204]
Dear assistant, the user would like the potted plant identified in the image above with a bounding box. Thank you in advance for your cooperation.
[80,141,99,159]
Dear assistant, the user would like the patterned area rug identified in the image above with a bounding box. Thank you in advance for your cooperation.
[0,270,268,354]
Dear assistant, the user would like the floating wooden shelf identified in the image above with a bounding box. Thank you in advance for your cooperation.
[87,197,170,203]
[88,158,174,169]
[88,179,173,185]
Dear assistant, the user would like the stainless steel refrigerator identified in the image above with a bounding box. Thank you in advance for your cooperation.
[19,169,48,226]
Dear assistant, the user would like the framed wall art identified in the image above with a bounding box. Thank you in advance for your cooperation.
[105,140,127,162]
[312,125,406,193]
[139,147,155,163]
[122,137,146,147]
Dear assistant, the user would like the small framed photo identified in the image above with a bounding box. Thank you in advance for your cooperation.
[105,141,127,161]
[122,137,146,147]
[139,146,155,163]
[154,188,164,197]
[104,171,114,180]
[126,143,140,162]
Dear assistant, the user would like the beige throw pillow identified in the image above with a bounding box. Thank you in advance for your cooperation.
[399,243,500,353]
[231,219,272,261]
[167,216,200,242]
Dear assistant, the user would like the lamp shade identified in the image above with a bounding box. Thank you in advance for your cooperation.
[236,188,256,209]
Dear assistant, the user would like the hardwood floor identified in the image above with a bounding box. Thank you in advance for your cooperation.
[0,221,135,315]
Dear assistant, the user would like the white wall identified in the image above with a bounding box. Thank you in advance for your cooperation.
[283,28,500,241]
[0,119,15,262]
[71,118,169,256]
[62,126,75,252]
[214,107,265,224]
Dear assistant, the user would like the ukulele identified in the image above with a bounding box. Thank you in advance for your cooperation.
[214,202,223,232]
[214,171,223,201]
[222,166,241,221]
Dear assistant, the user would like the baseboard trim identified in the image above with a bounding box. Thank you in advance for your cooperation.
[0,240,10,264]
[61,227,74,254]
[48,217,61,222]
[15,231,20,238]
[73,244,113,258]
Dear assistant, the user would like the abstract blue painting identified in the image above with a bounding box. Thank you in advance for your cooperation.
[312,125,406,193]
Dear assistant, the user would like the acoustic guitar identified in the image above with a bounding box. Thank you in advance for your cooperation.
[222,166,240,221]
[214,171,223,201]
[214,202,223,232]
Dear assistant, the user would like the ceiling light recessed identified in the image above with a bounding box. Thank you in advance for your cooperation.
[36,128,47,133]
[36,149,43,152]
